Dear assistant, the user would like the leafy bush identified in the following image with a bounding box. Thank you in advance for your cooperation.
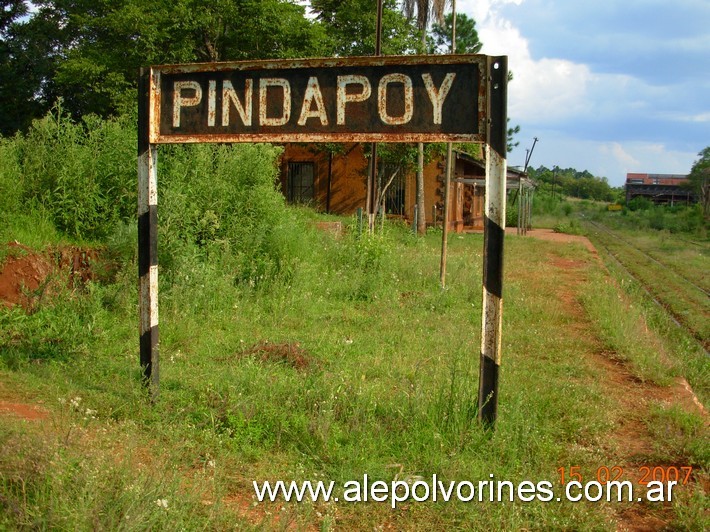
[505,203,518,227]
[13,105,136,241]
[2,107,302,288]
[553,219,583,235]
[626,196,653,211]
[0,137,22,216]
[158,143,298,287]
[613,203,707,236]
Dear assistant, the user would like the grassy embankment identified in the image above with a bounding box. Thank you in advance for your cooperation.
[523,191,708,402]
[581,216,709,406]
[0,111,707,529]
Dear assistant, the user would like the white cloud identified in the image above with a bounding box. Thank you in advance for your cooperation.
[513,133,696,186]
[599,142,640,169]
[459,1,594,123]
[456,0,704,184]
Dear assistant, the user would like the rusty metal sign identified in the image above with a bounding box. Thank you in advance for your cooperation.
[146,55,489,144]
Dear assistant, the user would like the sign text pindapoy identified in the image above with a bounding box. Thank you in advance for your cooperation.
[147,56,488,144]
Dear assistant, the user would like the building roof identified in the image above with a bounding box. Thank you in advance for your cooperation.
[453,150,533,189]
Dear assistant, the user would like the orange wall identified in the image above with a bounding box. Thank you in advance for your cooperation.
[280,144,368,214]
[280,144,485,230]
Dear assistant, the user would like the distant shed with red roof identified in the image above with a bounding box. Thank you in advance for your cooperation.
[625,173,696,205]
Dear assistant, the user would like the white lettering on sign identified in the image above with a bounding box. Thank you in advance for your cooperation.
[297,76,328,126]
[208,80,216,127]
[378,73,413,125]
[222,80,253,126]
[336,75,371,125]
[171,72,458,129]
[259,78,291,126]
[422,73,456,125]
[172,81,202,128]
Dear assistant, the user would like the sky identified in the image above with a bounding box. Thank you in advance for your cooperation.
[456,0,710,186]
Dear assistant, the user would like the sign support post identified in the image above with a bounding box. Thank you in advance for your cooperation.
[138,68,159,400]
[478,56,508,427]
[138,55,507,426]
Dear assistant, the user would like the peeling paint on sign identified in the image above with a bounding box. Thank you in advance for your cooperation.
[147,55,489,144]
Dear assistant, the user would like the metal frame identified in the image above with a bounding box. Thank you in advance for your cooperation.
[137,55,508,428]
[145,55,488,145]
[479,56,508,427]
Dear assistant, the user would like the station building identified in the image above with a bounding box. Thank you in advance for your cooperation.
[625,173,696,205]
[279,143,529,231]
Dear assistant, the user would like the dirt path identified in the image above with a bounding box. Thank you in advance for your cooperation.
[544,246,706,531]
[506,227,598,254]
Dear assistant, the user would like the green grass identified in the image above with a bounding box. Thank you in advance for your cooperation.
[583,221,709,408]
[2,112,704,528]
[602,228,709,293]
[1,216,707,529]
[586,223,710,348]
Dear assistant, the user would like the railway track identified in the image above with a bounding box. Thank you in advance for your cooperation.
[587,220,710,297]
[584,219,709,355]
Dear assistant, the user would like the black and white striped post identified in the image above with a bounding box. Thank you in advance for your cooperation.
[478,56,508,428]
[138,68,159,399]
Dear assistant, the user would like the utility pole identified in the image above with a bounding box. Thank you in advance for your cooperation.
[523,137,538,172]
[367,0,383,233]
[518,137,538,235]
[440,0,456,288]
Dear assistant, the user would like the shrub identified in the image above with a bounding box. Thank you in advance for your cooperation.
[158,143,297,287]
[553,219,583,235]
[0,137,22,215]
[2,106,301,288]
[14,105,136,241]
[627,196,653,211]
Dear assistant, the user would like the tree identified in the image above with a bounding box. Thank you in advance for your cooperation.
[429,12,480,54]
[187,0,331,62]
[0,0,44,134]
[402,0,449,235]
[0,0,25,31]
[688,146,710,218]
[310,0,418,57]
[0,0,331,129]
[507,121,520,153]
[402,0,448,45]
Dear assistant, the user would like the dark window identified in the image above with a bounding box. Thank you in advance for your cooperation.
[382,164,406,216]
[288,162,315,203]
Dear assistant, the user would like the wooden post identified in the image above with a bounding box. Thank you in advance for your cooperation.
[440,0,457,288]
[138,68,159,399]
[440,143,453,288]
[517,177,523,236]
[367,0,384,233]
[478,56,508,428]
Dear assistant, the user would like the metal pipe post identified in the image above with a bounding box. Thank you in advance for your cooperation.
[440,0,457,287]
[478,56,508,428]
[138,68,159,399]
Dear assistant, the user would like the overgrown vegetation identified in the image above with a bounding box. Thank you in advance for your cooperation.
[613,200,706,236]
[0,112,707,530]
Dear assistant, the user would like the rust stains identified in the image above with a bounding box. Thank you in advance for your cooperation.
[146,54,494,145]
